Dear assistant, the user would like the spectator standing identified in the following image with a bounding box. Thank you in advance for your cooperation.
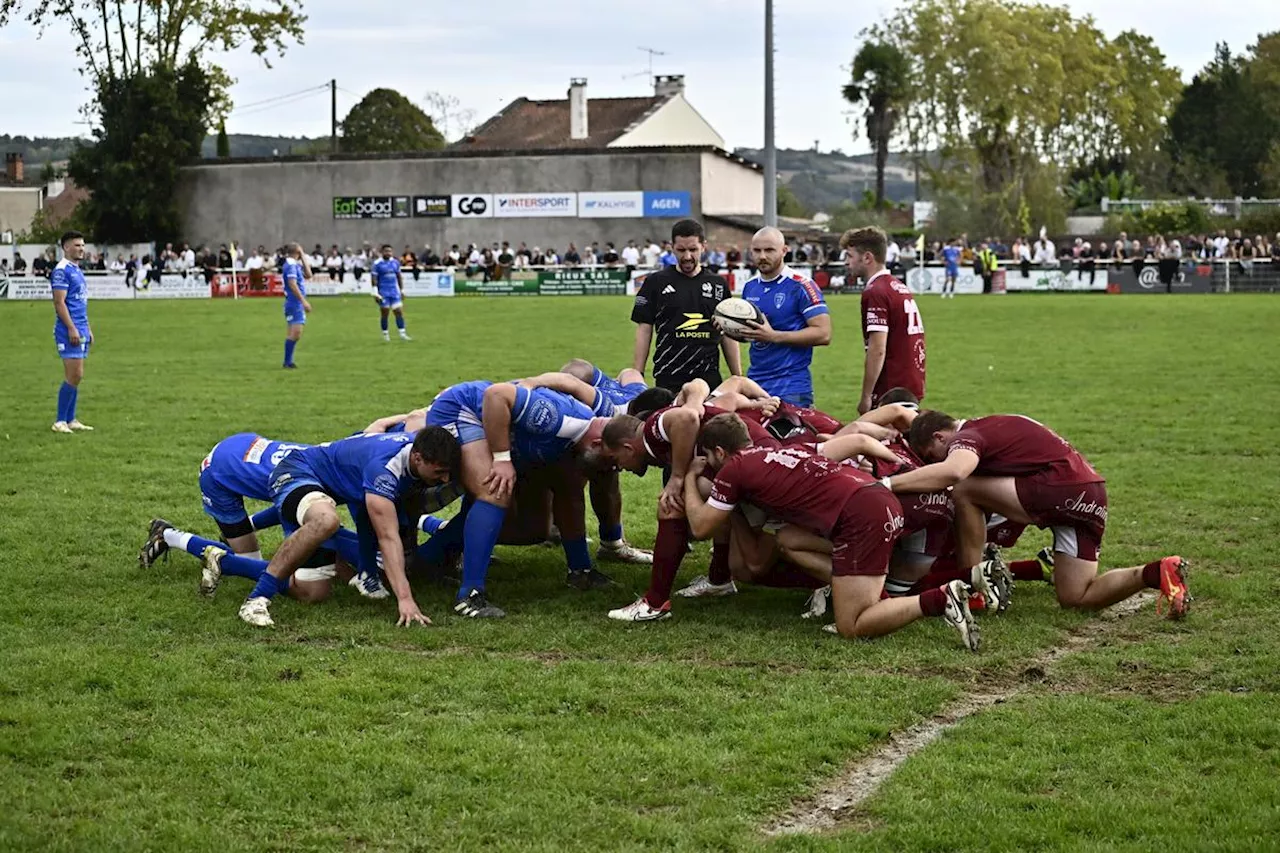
[726,244,743,268]
[582,244,597,266]
[642,238,661,268]
[603,243,620,267]
[1158,236,1182,292]
[885,238,900,275]
[564,243,582,266]
[659,242,676,267]
[1079,241,1096,286]
[621,240,640,275]
[109,254,126,273]
[33,253,50,278]
[1239,238,1257,277]
[544,247,560,266]
[976,241,998,294]
[735,227,832,406]
[497,243,514,281]
[14,254,28,274]
[1032,235,1055,266]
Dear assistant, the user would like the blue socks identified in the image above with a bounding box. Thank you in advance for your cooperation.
[563,536,592,573]
[283,338,296,366]
[459,500,505,599]
[249,506,280,531]
[248,571,288,600]
[395,314,406,331]
[56,381,77,423]
[176,532,268,580]
[328,528,362,568]
[420,514,447,535]
[599,523,623,543]
[416,501,469,566]
[380,315,389,332]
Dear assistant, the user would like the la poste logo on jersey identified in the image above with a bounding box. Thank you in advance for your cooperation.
[493,193,578,218]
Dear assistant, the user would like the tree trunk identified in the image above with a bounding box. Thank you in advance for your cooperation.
[873,108,889,208]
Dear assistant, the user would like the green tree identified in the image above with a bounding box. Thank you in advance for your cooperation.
[69,62,215,242]
[869,0,1180,235]
[842,41,909,209]
[216,121,230,158]
[0,1,306,116]
[776,184,810,218]
[341,89,445,154]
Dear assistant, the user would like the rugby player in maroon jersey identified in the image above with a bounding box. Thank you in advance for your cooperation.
[887,411,1190,617]
[680,414,980,649]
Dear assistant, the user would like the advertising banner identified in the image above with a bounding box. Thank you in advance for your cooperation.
[132,274,210,299]
[538,268,629,295]
[494,193,578,218]
[905,267,987,295]
[212,271,283,297]
[1110,263,1214,294]
[455,270,539,295]
[401,272,456,297]
[643,191,691,217]
[451,194,493,218]
[5,274,173,300]
[333,196,411,220]
[1003,268,1108,292]
[413,195,451,217]
[579,192,644,218]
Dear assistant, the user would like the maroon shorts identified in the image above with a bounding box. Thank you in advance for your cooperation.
[986,517,1028,549]
[830,485,903,577]
[1015,474,1107,562]
[897,491,955,558]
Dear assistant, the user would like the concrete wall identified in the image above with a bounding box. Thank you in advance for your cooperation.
[611,96,725,149]
[176,150,714,251]
[700,152,763,216]
[0,187,41,234]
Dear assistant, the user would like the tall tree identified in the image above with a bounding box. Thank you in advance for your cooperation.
[216,120,231,158]
[841,41,909,208]
[422,90,477,144]
[69,61,214,242]
[341,89,445,153]
[868,0,1180,234]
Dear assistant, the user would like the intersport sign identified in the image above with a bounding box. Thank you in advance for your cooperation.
[493,193,578,218]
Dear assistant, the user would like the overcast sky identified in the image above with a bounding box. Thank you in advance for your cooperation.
[2,0,1278,153]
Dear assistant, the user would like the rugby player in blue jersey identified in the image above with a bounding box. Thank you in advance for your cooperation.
[733,227,831,407]
[50,231,94,433]
[281,244,312,369]
[423,380,613,617]
[138,432,402,602]
[371,244,411,342]
[238,428,459,627]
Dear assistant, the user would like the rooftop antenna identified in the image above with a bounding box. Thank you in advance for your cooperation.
[623,46,668,80]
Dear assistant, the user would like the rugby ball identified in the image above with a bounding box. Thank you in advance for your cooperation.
[714,297,763,341]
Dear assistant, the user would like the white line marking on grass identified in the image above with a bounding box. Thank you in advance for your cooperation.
[764,592,1156,836]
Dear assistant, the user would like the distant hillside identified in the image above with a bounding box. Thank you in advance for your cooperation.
[735,147,927,213]
[0,133,319,164]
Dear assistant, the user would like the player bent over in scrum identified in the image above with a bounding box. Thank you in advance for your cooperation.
[889,411,1190,617]
[241,428,458,627]
[139,432,388,601]
[682,414,980,649]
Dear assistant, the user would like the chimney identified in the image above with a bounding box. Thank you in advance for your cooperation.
[654,74,685,98]
[569,78,589,141]
[4,152,22,183]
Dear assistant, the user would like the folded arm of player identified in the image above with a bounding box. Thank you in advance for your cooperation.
[481,383,518,502]
[659,406,701,514]
[672,378,711,408]
[818,434,900,466]
[363,412,414,434]
[682,458,731,540]
[365,493,430,626]
[856,403,917,433]
[887,448,979,493]
[516,372,600,409]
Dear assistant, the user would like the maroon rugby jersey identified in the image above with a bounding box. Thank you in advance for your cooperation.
[945,415,1103,484]
[641,405,776,466]
[707,444,877,536]
[861,270,926,402]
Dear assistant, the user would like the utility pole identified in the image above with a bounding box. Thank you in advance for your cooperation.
[330,79,338,154]
[763,0,777,227]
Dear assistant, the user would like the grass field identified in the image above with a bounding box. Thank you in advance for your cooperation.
[2,292,1279,851]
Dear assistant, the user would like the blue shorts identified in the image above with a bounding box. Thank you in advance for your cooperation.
[284,302,307,325]
[425,389,486,445]
[777,390,814,408]
[378,290,403,310]
[944,267,959,279]
[268,456,329,534]
[200,464,249,526]
[54,326,91,360]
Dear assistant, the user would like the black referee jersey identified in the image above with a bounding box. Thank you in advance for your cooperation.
[631,267,729,391]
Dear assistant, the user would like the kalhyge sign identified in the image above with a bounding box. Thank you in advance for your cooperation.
[579,192,644,218]
[333,196,410,219]
[493,193,578,218]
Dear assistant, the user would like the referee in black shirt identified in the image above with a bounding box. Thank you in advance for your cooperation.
[631,218,741,392]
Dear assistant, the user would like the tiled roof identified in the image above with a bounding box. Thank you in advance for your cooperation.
[453,95,672,151]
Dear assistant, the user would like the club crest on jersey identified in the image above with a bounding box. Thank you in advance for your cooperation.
[525,399,558,433]
[775,292,786,309]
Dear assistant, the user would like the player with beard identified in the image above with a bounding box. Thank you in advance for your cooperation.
[682,414,980,649]
[632,219,741,394]
[842,227,926,413]
[886,411,1190,617]
[733,227,832,407]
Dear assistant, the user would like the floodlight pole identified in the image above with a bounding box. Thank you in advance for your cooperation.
[763,0,777,227]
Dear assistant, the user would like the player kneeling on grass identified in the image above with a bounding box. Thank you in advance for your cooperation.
[240,428,458,628]
[681,414,981,650]
[139,432,392,601]
[887,411,1190,618]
